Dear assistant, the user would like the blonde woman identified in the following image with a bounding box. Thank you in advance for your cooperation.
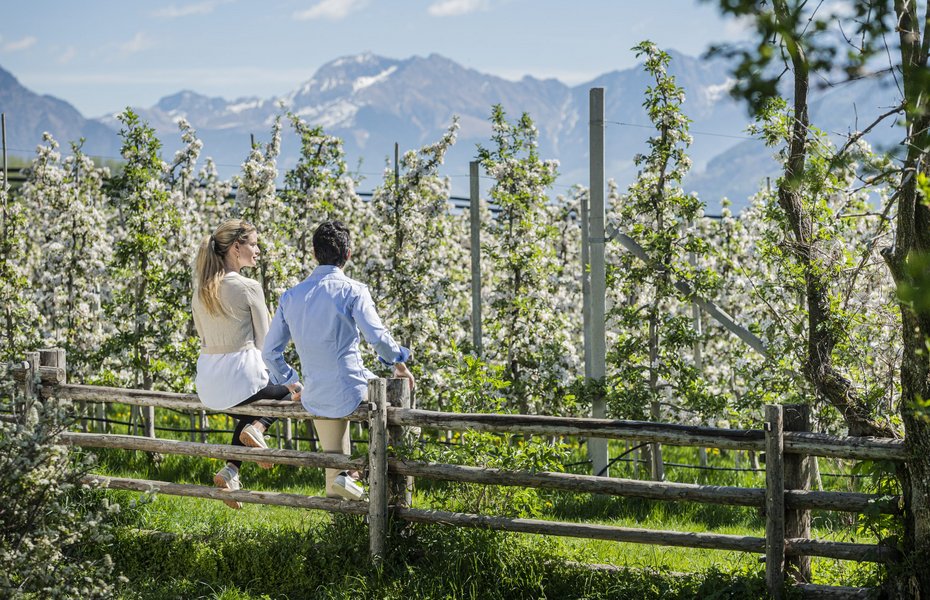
[192,219,302,509]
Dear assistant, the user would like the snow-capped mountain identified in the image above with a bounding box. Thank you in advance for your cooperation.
[1,52,900,211]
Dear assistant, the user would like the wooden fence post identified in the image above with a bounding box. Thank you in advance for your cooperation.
[387,378,413,507]
[784,403,812,583]
[368,378,388,564]
[765,404,785,600]
[20,351,40,414]
[38,347,68,418]
[39,348,87,433]
[38,348,67,381]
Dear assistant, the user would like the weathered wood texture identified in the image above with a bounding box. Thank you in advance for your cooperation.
[387,409,907,460]
[766,404,786,600]
[387,459,900,514]
[16,376,906,461]
[387,378,413,507]
[61,432,365,471]
[42,383,368,421]
[368,379,388,562]
[795,583,880,599]
[782,431,906,461]
[85,475,367,515]
[395,506,765,552]
[9,357,905,585]
[390,506,896,563]
[785,404,812,582]
[784,538,898,563]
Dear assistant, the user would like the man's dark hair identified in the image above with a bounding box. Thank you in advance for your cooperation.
[313,220,351,267]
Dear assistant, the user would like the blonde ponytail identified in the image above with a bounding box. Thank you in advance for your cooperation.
[193,219,256,316]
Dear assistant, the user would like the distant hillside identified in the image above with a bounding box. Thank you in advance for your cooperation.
[0,52,902,212]
[0,65,121,159]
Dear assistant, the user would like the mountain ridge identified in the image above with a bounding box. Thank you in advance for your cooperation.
[0,52,899,211]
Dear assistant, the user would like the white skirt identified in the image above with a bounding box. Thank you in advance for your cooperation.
[195,347,269,410]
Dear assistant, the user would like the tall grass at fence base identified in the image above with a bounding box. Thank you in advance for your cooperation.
[103,510,769,600]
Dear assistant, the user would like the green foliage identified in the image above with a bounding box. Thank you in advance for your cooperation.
[100,109,190,391]
[106,511,768,600]
[364,119,470,411]
[606,43,724,422]
[27,135,113,381]
[235,117,298,308]
[411,351,569,517]
[0,158,38,364]
[282,113,361,276]
[478,105,575,416]
[735,98,900,432]
[0,388,122,598]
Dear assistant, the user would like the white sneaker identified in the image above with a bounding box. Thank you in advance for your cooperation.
[239,423,273,469]
[213,465,242,509]
[333,471,365,501]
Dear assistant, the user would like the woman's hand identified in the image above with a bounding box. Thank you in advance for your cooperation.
[393,362,416,392]
[287,382,304,402]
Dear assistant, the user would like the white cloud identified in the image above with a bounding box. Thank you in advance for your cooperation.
[152,0,233,19]
[120,32,153,54]
[427,0,488,17]
[2,36,38,52]
[58,46,77,64]
[722,15,754,39]
[293,0,367,21]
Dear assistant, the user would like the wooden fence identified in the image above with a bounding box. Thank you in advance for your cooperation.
[9,349,907,600]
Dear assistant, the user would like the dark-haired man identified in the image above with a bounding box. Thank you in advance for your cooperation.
[262,220,414,500]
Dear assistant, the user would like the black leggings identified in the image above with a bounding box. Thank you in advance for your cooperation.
[226,383,291,468]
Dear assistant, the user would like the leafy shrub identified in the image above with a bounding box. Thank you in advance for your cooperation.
[0,379,123,598]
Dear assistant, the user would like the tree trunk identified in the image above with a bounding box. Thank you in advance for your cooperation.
[882,1,930,595]
[772,0,892,439]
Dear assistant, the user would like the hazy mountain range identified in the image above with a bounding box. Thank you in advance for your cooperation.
[0,51,902,212]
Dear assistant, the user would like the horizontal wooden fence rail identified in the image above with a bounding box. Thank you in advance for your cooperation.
[9,348,911,600]
[387,459,901,515]
[85,474,369,516]
[62,432,367,471]
[47,383,368,422]
[388,506,897,563]
[388,408,908,461]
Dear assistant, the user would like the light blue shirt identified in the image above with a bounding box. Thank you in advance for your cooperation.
[262,265,410,418]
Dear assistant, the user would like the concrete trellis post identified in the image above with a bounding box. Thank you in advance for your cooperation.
[469,160,483,356]
[587,87,609,477]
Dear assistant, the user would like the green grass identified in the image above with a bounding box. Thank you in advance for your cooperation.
[76,415,890,598]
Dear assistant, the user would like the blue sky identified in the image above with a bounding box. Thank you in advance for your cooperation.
[1,1,749,117]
